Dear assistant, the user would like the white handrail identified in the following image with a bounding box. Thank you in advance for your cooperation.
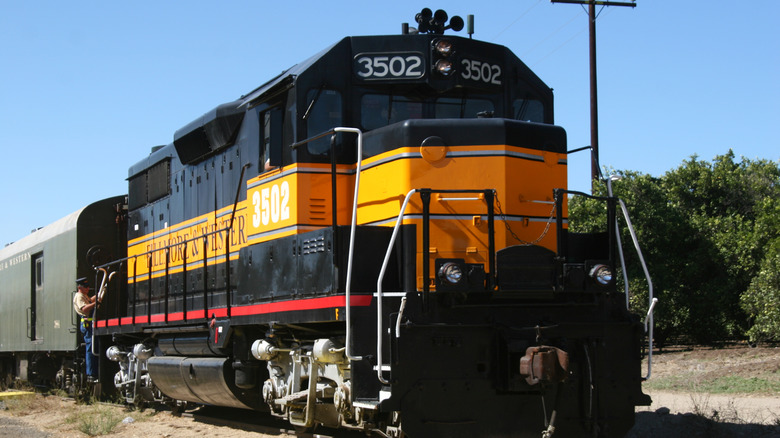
[91,268,117,355]
[375,189,418,385]
[617,198,658,380]
[338,127,364,362]
[292,126,365,361]
[606,177,631,309]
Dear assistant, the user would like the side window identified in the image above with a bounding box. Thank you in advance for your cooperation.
[513,99,544,123]
[259,107,283,171]
[260,110,272,170]
[304,89,342,156]
[35,257,43,287]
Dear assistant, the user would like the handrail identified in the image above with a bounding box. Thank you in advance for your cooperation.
[617,198,658,380]
[555,187,658,379]
[293,127,365,362]
[94,216,238,272]
[375,189,418,384]
[94,162,250,327]
[606,177,631,310]
[91,268,117,355]
[336,127,364,363]
[374,188,497,385]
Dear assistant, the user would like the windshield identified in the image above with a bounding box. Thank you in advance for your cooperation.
[361,93,496,131]
[361,94,423,130]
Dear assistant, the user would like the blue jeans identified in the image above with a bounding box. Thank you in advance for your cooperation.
[80,321,99,378]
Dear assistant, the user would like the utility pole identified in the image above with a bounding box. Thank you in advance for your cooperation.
[549,0,636,183]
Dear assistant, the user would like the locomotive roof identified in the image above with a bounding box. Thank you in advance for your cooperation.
[239,41,339,109]
[129,33,553,175]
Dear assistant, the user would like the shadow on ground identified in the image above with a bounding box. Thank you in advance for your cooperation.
[627,410,780,438]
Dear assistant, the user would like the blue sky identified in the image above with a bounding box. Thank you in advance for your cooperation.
[1,0,778,246]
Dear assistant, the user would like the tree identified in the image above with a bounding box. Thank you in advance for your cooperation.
[740,242,780,342]
[740,197,780,342]
[569,151,780,343]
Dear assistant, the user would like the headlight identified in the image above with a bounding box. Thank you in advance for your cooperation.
[438,262,463,284]
[434,59,453,76]
[434,39,453,56]
[589,264,613,285]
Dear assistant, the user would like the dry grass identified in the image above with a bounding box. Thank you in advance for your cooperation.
[64,403,125,436]
[2,392,158,437]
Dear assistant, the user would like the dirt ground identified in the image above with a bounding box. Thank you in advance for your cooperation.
[1,345,778,437]
[627,344,780,438]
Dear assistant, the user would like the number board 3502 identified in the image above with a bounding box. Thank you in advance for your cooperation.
[354,52,425,80]
[460,58,502,86]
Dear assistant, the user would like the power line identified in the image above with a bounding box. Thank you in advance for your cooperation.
[532,7,615,65]
[549,0,637,184]
[532,25,587,65]
[492,0,544,40]
[522,11,581,58]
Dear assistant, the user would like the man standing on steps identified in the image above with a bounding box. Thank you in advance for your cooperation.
[73,277,100,381]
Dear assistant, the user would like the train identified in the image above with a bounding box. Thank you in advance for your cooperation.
[0,8,653,437]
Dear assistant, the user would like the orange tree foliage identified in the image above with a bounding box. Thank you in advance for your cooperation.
[568,151,780,343]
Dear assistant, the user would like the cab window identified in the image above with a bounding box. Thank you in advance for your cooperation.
[304,89,342,156]
[435,97,494,119]
[513,99,544,123]
[259,110,273,171]
[361,94,423,131]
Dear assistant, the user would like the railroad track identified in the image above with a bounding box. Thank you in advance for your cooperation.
[69,386,367,438]
[117,403,368,438]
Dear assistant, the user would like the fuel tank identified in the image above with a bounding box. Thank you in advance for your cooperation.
[146,356,264,410]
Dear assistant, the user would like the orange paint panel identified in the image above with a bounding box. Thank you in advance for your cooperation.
[355,143,568,290]
[245,165,356,244]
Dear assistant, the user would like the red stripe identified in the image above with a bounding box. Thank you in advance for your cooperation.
[107,295,373,327]
[210,308,229,318]
[231,295,372,316]
[187,310,206,319]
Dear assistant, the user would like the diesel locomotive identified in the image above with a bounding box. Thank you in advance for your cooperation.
[1,9,653,437]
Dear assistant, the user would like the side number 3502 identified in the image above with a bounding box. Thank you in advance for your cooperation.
[252,181,290,227]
